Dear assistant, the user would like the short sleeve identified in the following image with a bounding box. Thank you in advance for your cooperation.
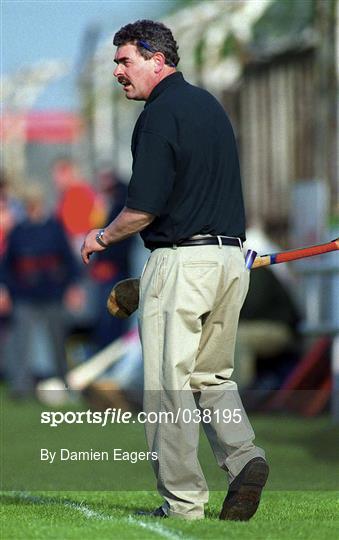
[126,130,176,216]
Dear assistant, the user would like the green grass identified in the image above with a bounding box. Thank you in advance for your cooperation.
[2,490,338,539]
[1,389,339,539]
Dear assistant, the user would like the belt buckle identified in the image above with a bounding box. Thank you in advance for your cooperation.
[221,235,243,249]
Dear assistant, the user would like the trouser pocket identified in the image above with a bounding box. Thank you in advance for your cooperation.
[152,254,168,297]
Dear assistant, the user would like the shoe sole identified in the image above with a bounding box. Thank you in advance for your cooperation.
[219,460,269,521]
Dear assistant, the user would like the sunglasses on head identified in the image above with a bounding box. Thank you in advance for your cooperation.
[137,40,176,68]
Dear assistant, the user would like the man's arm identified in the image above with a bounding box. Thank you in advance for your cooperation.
[81,206,155,264]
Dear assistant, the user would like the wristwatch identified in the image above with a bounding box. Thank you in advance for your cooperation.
[95,229,109,248]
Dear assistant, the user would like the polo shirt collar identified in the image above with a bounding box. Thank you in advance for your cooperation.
[145,72,184,106]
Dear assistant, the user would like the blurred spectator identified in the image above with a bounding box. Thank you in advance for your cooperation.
[52,157,106,252]
[89,169,133,349]
[233,227,301,390]
[0,170,25,379]
[0,170,25,257]
[0,183,82,398]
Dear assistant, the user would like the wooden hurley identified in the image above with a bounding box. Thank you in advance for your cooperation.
[248,238,339,269]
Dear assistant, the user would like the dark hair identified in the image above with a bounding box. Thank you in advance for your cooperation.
[113,20,180,67]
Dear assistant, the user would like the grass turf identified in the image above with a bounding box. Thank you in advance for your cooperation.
[1,390,339,539]
[2,490,338,539]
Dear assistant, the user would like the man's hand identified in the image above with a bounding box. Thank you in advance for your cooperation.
[81,229,106,264]
[80,207,155,265]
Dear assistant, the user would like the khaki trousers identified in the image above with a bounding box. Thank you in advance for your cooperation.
[139,245,265,520]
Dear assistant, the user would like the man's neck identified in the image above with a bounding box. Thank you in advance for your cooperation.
[146,68,177,100]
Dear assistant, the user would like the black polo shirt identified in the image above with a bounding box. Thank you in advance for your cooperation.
[126,72,246,245]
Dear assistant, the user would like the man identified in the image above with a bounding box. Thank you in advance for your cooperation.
[81,19,269,521]
[1,184,81,397]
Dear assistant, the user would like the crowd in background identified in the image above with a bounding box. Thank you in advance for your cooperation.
[0,159,133,399]
[0,161,302,406]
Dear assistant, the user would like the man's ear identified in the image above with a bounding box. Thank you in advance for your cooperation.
[153,52,166,73]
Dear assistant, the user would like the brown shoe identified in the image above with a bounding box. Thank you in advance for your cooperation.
[219,457,269,521]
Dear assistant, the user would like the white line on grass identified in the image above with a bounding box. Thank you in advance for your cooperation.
[64,501,114,521]
[4,492,195,540]
[127,515,191,540]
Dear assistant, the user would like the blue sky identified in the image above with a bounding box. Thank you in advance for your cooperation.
[2,0,174,110]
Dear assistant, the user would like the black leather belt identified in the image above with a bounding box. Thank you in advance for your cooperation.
[146,237,243,251]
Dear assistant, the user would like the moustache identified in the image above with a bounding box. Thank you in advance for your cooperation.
[118,76,131,86]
